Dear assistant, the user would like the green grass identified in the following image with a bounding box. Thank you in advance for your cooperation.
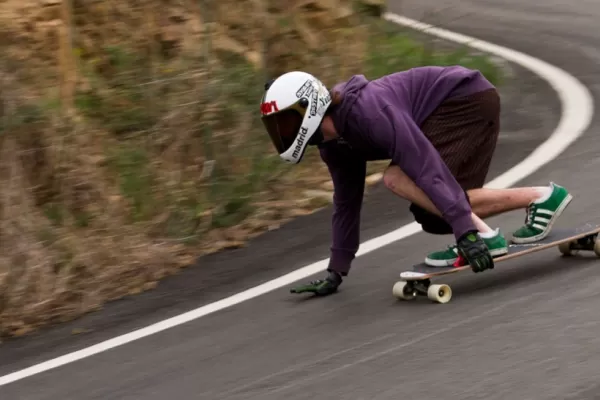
[69,16,505,238]
[109,146,156,222]
[175,22,501,233]
[365,21,502,85]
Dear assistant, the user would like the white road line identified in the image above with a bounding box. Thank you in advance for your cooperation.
[0,13,594,387]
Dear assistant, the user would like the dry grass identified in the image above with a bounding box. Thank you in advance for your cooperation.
[0,0,502,338]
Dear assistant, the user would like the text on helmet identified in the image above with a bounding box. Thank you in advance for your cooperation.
[292,126,309,159]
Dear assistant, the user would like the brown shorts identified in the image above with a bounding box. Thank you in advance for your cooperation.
[408,88,501,234]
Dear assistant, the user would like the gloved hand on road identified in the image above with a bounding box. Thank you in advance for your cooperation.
[290,270,342,296]
[456,231,494,273]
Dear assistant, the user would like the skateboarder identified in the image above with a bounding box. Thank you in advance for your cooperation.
[259,67,573,296]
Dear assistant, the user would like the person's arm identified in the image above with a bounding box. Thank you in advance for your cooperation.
[373,105,476,240]
[319,142,367,275]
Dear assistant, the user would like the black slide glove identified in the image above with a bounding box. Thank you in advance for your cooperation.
[290,271,342,296]
[456,231,494,273]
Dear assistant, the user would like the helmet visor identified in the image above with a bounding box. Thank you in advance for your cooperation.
[262,108,304,154]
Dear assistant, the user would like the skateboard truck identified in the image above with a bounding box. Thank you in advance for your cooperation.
[392,279,452,304]
[558,232,600,256]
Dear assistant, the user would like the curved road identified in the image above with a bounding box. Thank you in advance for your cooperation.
[2,1,600,398]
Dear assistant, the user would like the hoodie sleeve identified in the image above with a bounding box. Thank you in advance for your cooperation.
[319,142,367,275]
[373,105,476,240]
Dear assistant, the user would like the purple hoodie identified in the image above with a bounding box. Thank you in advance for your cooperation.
[319,66,495,275]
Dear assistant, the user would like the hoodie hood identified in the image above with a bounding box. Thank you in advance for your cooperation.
[328,75,370,136]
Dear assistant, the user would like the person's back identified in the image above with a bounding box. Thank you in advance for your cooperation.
[331,66,495,130]
[376,66,494,123]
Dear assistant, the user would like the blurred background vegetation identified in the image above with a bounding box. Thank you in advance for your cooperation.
[0,0,502,338]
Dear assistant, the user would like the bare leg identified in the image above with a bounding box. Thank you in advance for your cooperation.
[468,187,545,218]
[382,165,546,232]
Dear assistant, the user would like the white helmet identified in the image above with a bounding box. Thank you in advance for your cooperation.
[260,71,332,164]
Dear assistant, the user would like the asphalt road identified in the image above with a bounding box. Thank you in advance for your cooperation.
[2,1,600,399]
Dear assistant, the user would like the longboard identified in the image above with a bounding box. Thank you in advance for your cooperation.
[393,223,600,304]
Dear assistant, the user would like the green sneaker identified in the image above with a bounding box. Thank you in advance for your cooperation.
[511,182,572,244]
[425,244,460,267]
[425,229,509,267]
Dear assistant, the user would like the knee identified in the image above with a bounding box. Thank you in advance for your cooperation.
[383,165,409,194]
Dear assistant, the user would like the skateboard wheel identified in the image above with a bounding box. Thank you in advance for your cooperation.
[558,241,573,256]
[594,239,600,257]
[427,284,452,304]
[392,281,416,300]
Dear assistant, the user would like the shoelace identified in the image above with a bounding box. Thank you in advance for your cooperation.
[525,204,536,225]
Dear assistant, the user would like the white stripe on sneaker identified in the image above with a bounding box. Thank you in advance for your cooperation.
[536,209,555,216]
[534,216,551,224]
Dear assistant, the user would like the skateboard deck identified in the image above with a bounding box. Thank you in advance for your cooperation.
[393,223,600,304]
